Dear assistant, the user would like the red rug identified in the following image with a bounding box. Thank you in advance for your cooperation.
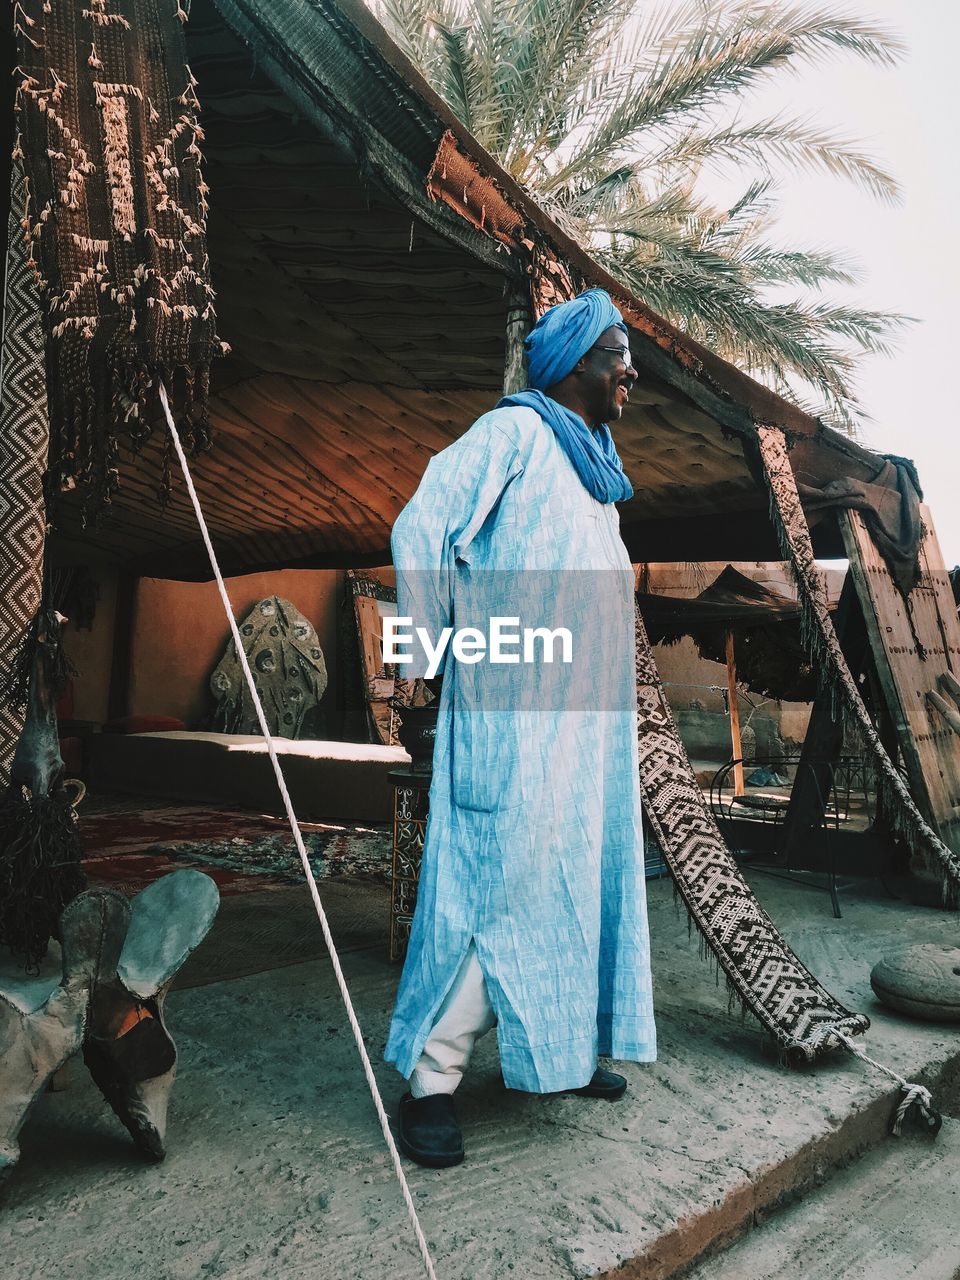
[78,794,390,897]
[82,849,271,897]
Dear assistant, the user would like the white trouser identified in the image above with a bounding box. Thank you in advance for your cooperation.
[409,943,496,1098]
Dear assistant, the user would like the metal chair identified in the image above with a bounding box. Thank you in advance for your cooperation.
[708,754,874,917]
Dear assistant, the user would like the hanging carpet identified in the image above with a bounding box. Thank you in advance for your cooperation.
[633,432,960,1057]
[13,0,223,511]
[634,604,869,1062]
[0,167,49,784]
[757,425,960,900]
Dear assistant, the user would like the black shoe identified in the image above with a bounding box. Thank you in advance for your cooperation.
[398,1093,465,1168]
[564,1067,627,1100]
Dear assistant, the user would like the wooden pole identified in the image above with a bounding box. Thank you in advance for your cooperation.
[839,505,960,858]
[725,629,744,796]
[503,279,531,395]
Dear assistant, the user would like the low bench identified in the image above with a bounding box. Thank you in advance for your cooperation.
[87,731,410,822]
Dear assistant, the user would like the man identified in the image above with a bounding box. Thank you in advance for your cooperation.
[385,288,656,1168]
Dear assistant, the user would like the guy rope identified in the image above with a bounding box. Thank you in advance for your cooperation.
[158,383,440,1280]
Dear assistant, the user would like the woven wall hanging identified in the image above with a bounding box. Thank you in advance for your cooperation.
[13,0,224,512]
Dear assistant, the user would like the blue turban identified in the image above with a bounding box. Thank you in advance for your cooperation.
[497,288,634,504]
[524,288,627,390]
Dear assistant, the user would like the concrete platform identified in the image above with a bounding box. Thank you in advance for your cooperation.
[686,1116,960,1280]
[4,871,960,1280]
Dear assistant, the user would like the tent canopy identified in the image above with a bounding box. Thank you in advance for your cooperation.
[639,567,805,645]
[49,0,903,580]
[637,566,831,701]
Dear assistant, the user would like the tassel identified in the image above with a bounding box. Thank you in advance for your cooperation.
[0,612,86,969]
[0,786,87,970]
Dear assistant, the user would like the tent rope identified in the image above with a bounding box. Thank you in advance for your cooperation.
[808,1025,940,1137]
[158,382,439,1280]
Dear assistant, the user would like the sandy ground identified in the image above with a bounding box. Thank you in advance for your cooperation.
[4,871,960,1280]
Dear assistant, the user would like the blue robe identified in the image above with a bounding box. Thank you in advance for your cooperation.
[385,405,656,1092]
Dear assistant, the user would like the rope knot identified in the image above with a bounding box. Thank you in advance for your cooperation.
[826,1026,942,1139]
[892,1082,940,1138]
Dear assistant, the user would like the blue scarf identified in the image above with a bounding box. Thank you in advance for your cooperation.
[496,389,633,504]
[496,287,633,504]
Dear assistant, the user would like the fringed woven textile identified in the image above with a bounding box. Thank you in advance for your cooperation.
[634,605,869,1062]
[13,0,223,510]
[0,786,87,970]
[757,425,960,903]
[527,241,582,317]
[1,609,87,968]
[0,167,49,786]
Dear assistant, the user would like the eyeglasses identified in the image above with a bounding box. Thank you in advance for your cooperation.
[591,345,634,369]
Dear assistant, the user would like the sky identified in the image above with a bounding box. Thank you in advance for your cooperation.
[681,0,960,561]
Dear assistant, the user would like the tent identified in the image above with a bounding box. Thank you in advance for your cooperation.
[29,0,915,584]
[638,565,830,702]
[6,0,960,1065]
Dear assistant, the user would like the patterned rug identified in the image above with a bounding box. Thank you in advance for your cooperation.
[160,828,392,886]
[82,848,275,898]
[72,795,393,983]
[79,793,303,849]
[79,795,391,896]
[635,604,869,1063]
[0,164,47,785]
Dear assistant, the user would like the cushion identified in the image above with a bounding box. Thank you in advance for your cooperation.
[870,944,960,1022]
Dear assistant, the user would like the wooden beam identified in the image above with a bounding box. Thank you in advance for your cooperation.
[927,672,960,737]
[928,689,960,737]
[725,629,744,796]
[503,281,530,395]
[840,504,960,859]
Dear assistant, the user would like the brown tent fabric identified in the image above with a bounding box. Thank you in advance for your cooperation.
[637,566,833,701]
[796,454,923,598]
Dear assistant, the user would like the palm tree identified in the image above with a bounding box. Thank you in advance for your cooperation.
[374,0,908,431]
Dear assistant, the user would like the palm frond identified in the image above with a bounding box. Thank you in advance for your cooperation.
[733,3,905,67]
[737,244,859,288]
[546,5,902,190]
[641,117,900,204]
[594,239,911,431]
[368,0,908,432]
[430,17,476,126]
